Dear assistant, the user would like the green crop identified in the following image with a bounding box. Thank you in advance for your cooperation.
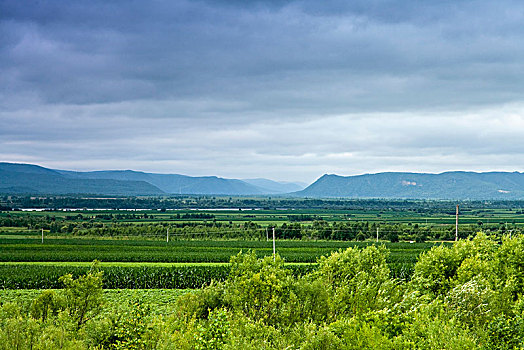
[0,263,318,289]
[0,238,437,263]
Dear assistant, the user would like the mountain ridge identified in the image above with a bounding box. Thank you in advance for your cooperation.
[297,171,524,199]
[0,163,303,196]
[4,162,524,198]
[0,164,164,196]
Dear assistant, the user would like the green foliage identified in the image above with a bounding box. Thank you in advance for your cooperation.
[30,290,63,322]
[315,245,398,316]
[411,232,524,344]
[484,314,524,350]
[8,233,524,348]
[412,232,497,296]
[194,308,230,350]
[59,261,104,329]
[0,238,437,264]
[224,251,295,325]
[0,262,319,289]
[0,265,107,349]
[322,317,398,349]
[291,277,331,323]
[401,303,478,349]
[412,244,464,296]
[444,277,495,328]
[494,235,524,298]
[175,282,225,320]
[296,324,342,350]
[111,300,159,350]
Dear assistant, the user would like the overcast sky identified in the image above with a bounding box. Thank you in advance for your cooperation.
[2,0,524,183]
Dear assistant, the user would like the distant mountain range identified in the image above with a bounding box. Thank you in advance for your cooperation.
[3,162,524,199]
[0,163,304,196]
[297,172,524,199]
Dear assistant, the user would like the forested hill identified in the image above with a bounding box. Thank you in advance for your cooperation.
[58,170,266,195]
[297,171,524,199]
[0,163,164,196]
[5,162,524,198]
[0,163,304,195]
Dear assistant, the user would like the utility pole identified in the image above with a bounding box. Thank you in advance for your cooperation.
[376,226,379,242]
[167,228,169,243]
[455,205,459,241]
[41,228,44,244]
[266,227,268,241]
[272,227,276,261]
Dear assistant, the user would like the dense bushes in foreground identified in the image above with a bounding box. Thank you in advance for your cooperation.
[3,232,524,348]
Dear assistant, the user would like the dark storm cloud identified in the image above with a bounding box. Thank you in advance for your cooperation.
[2,0,524,181]
[4,0,524,109]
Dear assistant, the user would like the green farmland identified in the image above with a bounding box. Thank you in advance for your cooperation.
[3,198,524,348]
[0,237,435,262]
[0,237,429,288]
[0,199,517,290]
[2,198,523,244]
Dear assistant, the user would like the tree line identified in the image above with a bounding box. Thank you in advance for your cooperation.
[1,213,519,241]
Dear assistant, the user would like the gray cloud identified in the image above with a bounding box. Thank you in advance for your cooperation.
[2,0,524,182]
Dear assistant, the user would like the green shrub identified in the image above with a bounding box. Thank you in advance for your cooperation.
[175,281,225,320]
[30,290,63,322]
[402,302,478,350]
[484,314,524,350]
[444,277,494,328]
[111,300,158,350]
[194,308,231,350]
[224,251,294,325]
[314,245,397,316]
[412,233,497,297]
[59,261,104,329]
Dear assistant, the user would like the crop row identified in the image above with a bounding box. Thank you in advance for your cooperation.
[0,262,415,289]
[0,246,423,264]
[0,264,321,289]
[0,237,441,249]
[0,239,432,263]
[0,248,326,263]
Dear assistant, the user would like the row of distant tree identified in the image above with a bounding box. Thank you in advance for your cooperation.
[0,213,517,242]
[4,194,524,211]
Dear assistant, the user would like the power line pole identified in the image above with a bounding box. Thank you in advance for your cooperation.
[376,226,379,242]
[455,205,459,241]
[266,227,268,241]
[41,228,44,244]
[272,227,276,261]
[167,228,169,243]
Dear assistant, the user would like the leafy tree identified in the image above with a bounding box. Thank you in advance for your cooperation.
[59,261,104,329]
[224,251,294,325]
[314,245,398,317]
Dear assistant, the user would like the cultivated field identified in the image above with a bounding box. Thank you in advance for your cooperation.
[0,237,431,288]
[2,199,524,348]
